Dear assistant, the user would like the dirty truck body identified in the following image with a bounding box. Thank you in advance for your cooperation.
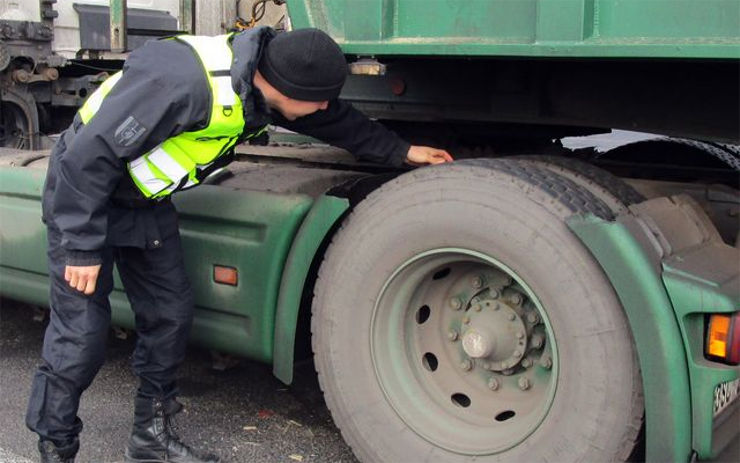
[0,1,739,462]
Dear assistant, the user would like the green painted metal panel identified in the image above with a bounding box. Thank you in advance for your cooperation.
[285,0,740,58]
[272,195,349,384]
[109,0,128,52]
[0,167,47,276]
[567,213,692,462]
[173,186,313,361]
[0,166,314,363]
[179,0,193,33]
[661,243,740,459]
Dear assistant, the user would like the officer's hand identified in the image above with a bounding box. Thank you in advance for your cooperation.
[405,145,454,166]
[65,265,102,295]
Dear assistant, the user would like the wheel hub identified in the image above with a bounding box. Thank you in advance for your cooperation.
[461,299,528,371]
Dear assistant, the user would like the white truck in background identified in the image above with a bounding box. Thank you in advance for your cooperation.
[0,0,285,149]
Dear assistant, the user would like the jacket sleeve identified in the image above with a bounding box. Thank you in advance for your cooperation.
[52,39,209,266]
[273,99,410,166]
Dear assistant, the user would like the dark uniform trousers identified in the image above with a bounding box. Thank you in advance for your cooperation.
[26,208,194,446]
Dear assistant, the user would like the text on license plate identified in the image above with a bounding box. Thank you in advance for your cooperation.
[713,378,740,418]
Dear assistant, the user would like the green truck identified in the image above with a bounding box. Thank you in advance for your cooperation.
[1,1,738,461]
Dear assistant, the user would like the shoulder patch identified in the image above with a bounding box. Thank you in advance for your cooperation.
[114,116,147,147]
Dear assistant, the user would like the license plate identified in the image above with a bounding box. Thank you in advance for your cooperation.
[713,378,740,418]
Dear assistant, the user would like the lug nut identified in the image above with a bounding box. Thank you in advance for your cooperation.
[514,350,522,358]
[462,316,470,324]
[449,297,462,310]
[540,356,552,370]
[518,377,531,391]
[473,304,482,312]
[447,330,459,342]
[502,368,514,376]
[508,313,516,321]
[527,312,539,324]
[489,289,500,299]
[531,334,544,348]
[511,294,523,305]
[488,377,500,390]
[460,359,473,371]
[471,276,483,289]
[521,358,533,368]
[516,331,525,340]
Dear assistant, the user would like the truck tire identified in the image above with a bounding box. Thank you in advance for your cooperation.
[514,155,645,213]
[312,159,643,462]
[598,137,740,171]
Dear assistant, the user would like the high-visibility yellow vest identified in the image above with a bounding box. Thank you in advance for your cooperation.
[78,34,266,199]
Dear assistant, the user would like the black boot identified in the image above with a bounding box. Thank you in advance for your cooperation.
[124,396,219,463]
[38,439,78,463]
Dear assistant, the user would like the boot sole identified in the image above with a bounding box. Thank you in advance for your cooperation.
[124,456,165,463]
[124,451,220,463]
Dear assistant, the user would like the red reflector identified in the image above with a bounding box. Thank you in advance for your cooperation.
[706,312,740,365]
[730,312,740,364]
[213,265,238,286]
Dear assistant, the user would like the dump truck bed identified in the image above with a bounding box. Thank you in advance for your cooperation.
[286,0,740,59]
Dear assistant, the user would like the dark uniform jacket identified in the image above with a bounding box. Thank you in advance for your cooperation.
[42,27,410,267]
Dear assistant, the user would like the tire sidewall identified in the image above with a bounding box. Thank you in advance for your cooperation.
[314,167,638,462]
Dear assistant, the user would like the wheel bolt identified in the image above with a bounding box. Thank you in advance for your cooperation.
[508,313,516,321]
[514,350,522,358]
[540,356,552,370]
[516,331,525,340]
[511,294,523,305]
[449,297,462,310]
[447,330,459,342]
[518,377,531,391]
[462,316,470,324]
[489,289,500,299]
[502,368,514,376]
[460,359,473,371]
[488,377,500,390]
[531,334,544,348]
[522,358,533,368]
[473,304,482,312]
[527,312,539,324]
[472,276,483,289]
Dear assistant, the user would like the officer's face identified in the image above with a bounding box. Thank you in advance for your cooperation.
[275,98,330,121]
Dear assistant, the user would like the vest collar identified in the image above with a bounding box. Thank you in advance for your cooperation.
[230,26,276,128]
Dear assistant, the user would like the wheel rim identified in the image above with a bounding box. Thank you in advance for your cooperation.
[370,248,558,455]
[0,102,29,149]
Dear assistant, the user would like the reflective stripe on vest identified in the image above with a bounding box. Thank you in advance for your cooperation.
[78,72,123,124]
[78,34,266,199]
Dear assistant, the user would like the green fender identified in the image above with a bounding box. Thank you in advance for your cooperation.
[567,213,692,463]
[272,194,350,384]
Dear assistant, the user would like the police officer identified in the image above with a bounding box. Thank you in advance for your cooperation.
[26,26,453,463]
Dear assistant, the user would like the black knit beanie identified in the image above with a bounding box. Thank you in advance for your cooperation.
[258,28,347,102]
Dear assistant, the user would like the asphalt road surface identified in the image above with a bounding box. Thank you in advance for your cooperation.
[0,299,358,463]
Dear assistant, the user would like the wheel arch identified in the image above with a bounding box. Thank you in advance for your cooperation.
[272,173,401,384]
[567,212,692,462]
